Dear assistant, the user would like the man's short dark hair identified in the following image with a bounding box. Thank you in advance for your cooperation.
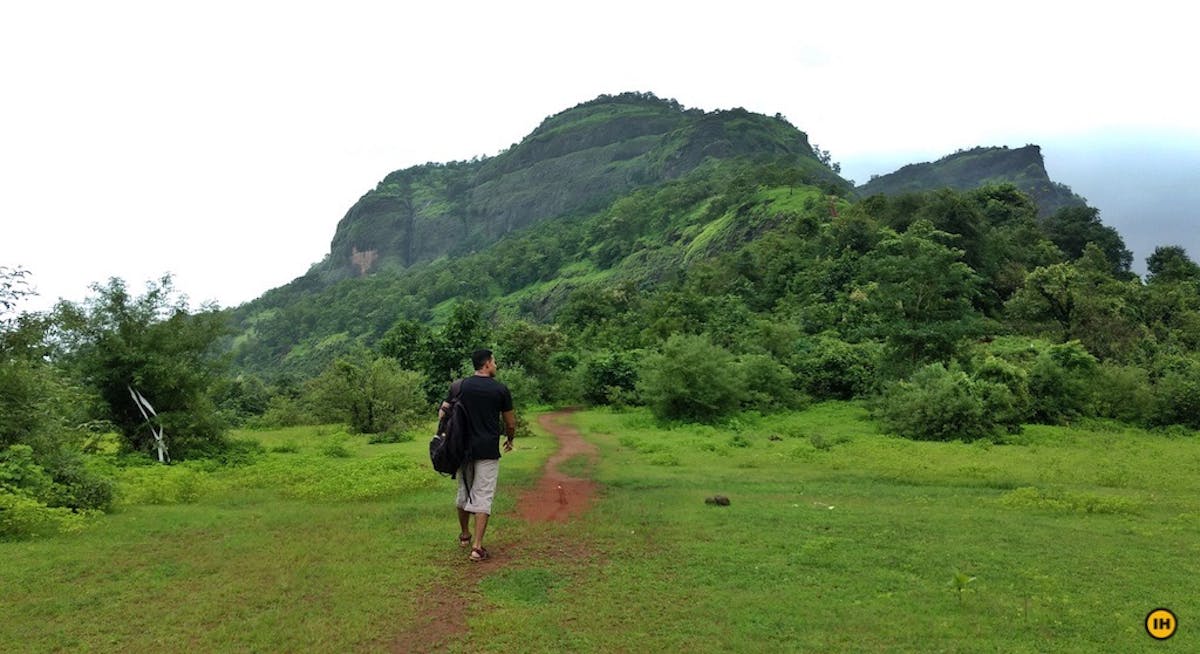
[472,349,493,371]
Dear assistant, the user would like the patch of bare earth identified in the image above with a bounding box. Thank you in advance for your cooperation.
[387,408,598,652]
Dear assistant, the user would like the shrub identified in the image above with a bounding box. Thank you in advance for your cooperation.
[1027,342,1097,424]
[41,452,116,511]
[875,363,1017,441]
[304,354,427,434]
[368,429,417,444]
[638,334,745,422]
[0,444,53,498]
[1151,358,1200,428]
[1,489,89,539]
[115,464,208,505]
[495,363,538,410]
[252,395,313,428]
[321,440,353,458]
[1092,363,1154,424]
[578,350,640,406]
[792,335,882,400]
[971,356,1031,425]
[737,353,804,411]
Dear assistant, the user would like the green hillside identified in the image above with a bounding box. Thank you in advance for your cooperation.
[321,92,843,283]
[222,96,1180,422]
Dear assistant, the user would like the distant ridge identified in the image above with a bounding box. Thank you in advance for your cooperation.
[855,145,1087,216]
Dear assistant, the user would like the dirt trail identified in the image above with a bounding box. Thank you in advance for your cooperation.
[517,408,599,523]
[387,408,598,652]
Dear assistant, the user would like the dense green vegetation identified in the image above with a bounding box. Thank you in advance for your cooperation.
[223,144,1199,443]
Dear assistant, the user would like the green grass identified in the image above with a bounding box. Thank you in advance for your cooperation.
[4,406,1199,652]
[0,424,551,652]
[469,404,1200,653]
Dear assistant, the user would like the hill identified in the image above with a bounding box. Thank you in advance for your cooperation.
[225,93,1162,400]
[855,145,1086,216]
[321,92,844,282]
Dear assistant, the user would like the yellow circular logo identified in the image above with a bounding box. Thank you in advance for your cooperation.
[1146,608,1178,640]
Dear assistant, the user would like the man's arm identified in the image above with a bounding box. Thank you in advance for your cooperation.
[502,410,516,451]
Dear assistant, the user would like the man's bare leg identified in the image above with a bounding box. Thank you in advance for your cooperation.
[472,512,490,551]
[458,507,471,543]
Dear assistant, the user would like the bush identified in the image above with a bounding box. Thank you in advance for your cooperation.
[970,355,1031,425]
[251,395,313,428]
[792,335,882,400]
[875,363,1017,441]
[368,429,417,444]
[1,489,89,539]
[495,363,538,410]
[638,334,745,422]
[114,464,208,505]
[41,451,116,511]
[1151,358,1200,428]
[321,440,353,458]
[1027,342,1097,424]
[1092,363,1154,424]
[0,444,53,498]
[737,353,804,411]
[578,350,640,406]
[208,438,266,467]
[304,354,428,434]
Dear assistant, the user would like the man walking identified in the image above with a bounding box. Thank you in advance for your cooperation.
[441,349,516,562]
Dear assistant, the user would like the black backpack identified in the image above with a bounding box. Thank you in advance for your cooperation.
[429,379,469,478]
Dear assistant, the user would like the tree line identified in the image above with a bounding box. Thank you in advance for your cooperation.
[5,161,1199,536]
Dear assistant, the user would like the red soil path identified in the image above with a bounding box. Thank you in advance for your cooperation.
[517,408,599,523]
[387,408,598,652]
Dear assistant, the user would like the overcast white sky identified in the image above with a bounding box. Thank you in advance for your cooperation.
[2,0,1197,313]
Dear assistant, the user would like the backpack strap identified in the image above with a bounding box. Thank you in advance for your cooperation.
[437,378,466,437]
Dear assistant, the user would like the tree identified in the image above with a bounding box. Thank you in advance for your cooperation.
[378,319,433,372]
[638,334,745,422]
[1,268,114,514]
[858,220,982,371]
[1146,245,1200,284]
[1005,244,1146,361]
[54,276,229,459]
[0,266,33,320]
[1143,246,1200,349]
[305,351,427,434]
[1041,205,1132,276]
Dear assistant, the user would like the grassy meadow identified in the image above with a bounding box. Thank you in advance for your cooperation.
[3,405,1198,652]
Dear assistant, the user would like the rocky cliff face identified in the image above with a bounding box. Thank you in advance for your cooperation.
[855,145,1086,216]
[320,93,841,281]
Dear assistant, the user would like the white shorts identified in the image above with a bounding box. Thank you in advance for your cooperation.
[456,459,499,515]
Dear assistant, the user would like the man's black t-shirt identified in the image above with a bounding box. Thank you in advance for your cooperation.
[448,375,513,461]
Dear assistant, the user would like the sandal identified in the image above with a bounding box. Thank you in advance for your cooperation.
[469,547,490,562]
[458,533,471,548]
